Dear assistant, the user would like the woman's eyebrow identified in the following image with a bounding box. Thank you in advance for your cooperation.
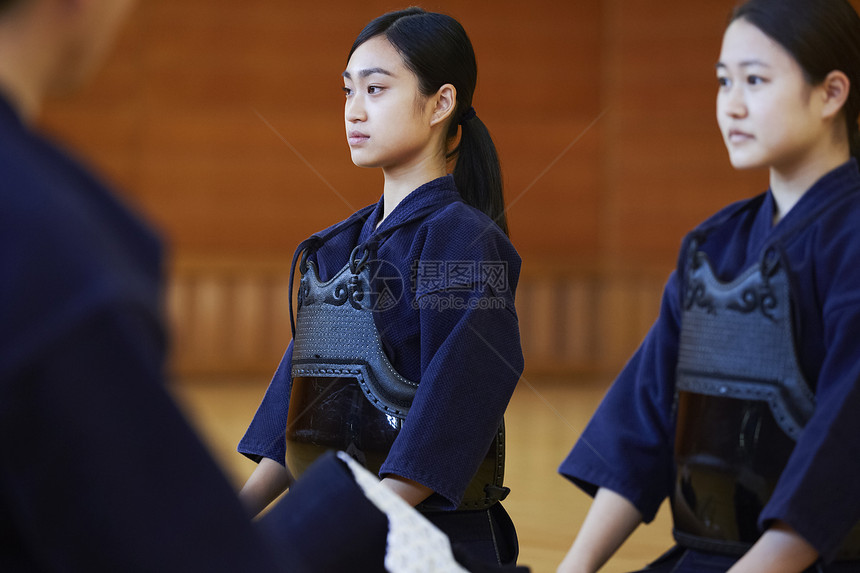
[715,59,771,70]
[342,67,395,80]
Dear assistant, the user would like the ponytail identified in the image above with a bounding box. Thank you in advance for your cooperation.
[349,8,510,236]
[453,114,508,236]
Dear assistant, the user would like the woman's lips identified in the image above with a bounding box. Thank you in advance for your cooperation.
[347,131,369,146]
[727,129,754,144]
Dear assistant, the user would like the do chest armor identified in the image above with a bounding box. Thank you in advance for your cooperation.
[672,242,860,559]
[285,246,507,511]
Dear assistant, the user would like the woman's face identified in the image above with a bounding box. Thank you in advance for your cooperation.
[716,18,828,173]
[343,36,441,172]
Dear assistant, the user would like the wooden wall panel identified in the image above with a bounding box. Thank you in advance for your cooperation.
[41,0,604,263]
[600,0,768,267]
[40,0,860,268]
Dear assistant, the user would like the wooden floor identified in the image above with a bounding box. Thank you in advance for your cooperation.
[171,376,674,573]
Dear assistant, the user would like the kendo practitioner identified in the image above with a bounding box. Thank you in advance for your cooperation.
[238,8,525,569]
[557,1,860,572]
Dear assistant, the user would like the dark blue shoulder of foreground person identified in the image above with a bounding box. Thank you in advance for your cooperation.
[0,94,300,572]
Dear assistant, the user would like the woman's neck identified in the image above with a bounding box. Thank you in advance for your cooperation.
[769,146,850,225]
[378,155,447,227]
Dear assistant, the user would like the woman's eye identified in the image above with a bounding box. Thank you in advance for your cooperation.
[717,76,731,89]
[746,75,766,86]
[343,86,353,97]
[367,85,383,94]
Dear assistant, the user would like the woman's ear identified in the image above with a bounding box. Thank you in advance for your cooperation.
[429,83,457,127]
[820,70,850,120]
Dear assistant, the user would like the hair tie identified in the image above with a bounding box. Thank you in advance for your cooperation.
[459,106,476,125]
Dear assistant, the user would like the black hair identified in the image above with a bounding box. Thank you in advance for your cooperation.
[348,7,509,236]
[731,0,860,161]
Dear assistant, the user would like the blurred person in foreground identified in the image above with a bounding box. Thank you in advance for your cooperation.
[0,0,298,568]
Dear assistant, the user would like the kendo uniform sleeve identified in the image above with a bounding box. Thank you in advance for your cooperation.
[379,205,524,509]
[558,271,684,523]
[759,204,860,562]
[238,341,294,465]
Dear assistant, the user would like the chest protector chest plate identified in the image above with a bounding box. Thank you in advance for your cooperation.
[672,245,860,558]
[285,248,507,511]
